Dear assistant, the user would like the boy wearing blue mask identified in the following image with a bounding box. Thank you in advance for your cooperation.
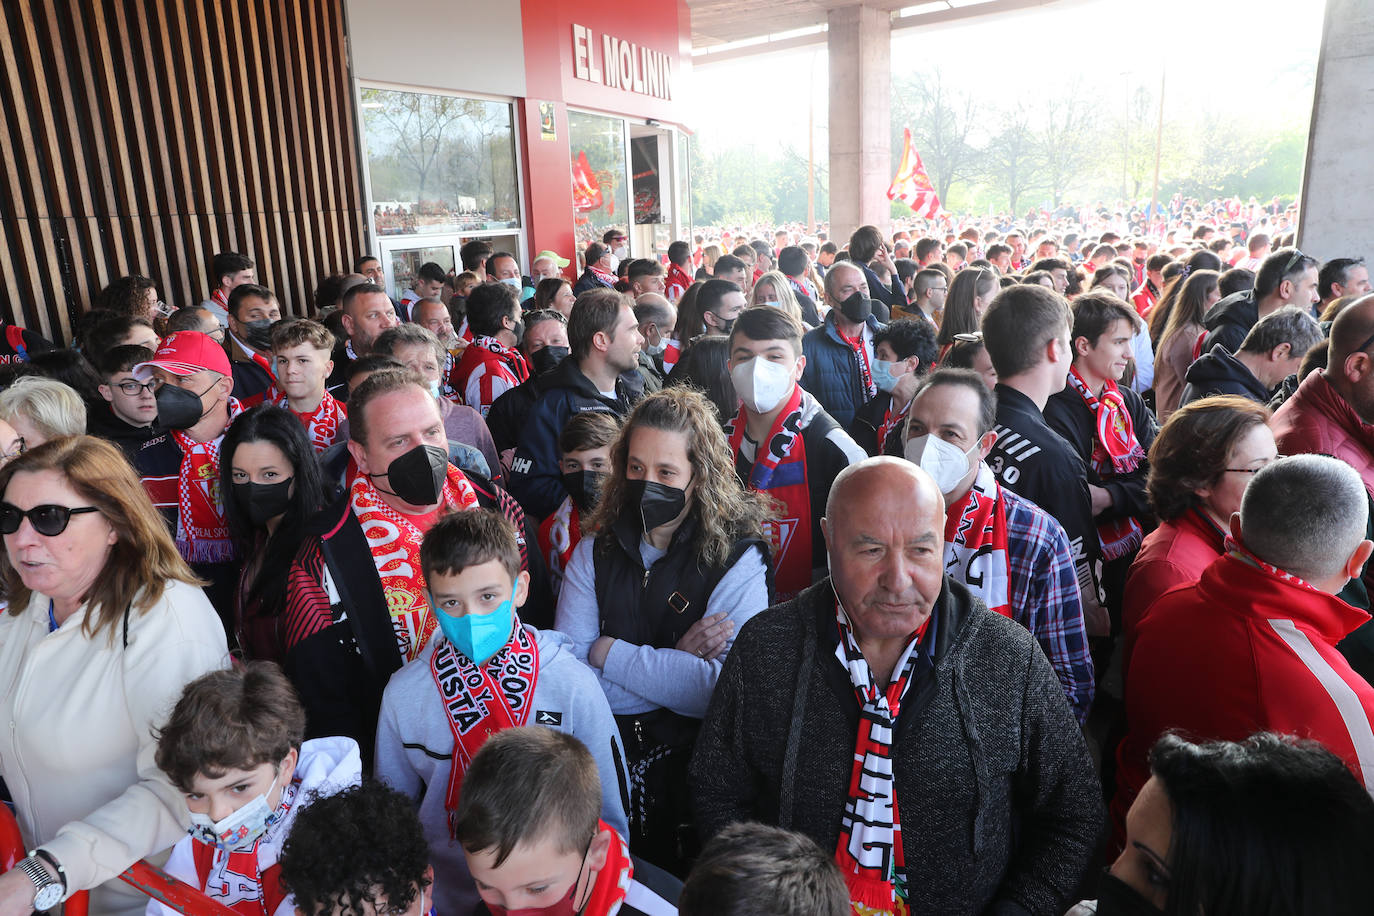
[152,663,362,916]
[847,318,939,457]
[375,509,628,916]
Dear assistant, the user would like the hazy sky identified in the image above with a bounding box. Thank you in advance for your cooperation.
[688,0,1327,154]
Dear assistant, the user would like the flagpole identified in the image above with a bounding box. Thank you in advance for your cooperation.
[807,50,817,234]
[1148,67,1166,237]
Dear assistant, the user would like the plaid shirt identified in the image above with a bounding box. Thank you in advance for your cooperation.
[995,482,1095,723]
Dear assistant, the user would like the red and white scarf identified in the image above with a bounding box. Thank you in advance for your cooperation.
[171,398,244,563]
[537,497,581,597]
[876,395,912,454]
[666,263,693,301]
[726,385,814,600]
[943,462,1012,619]
[1067,366,1146,561]
[190,779,299,916]
[588,263,618,288]
[788,274,818,302]
[1226,535,1325,594]
[277,390,347,453]
[471,335,531,385]
[349,465,479,663]
[430,620,538,838]
[841,328,877,400]
[834,600,922,916]
[661,337,683,374]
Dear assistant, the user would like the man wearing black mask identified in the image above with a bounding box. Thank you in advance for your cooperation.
[282,369,553,761]
[132,331,244,621]
[801,262,887,427]
[224,283,282,406]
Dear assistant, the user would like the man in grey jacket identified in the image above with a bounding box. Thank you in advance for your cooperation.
[690,457,1102,915]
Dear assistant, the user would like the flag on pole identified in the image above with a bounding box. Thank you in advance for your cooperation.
[887,128,942,219]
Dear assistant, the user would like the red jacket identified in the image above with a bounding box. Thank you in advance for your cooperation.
[1112,551,1374,847]
[1121,507,1225,651]
[448,338,529,416]
[1272,371,1374,495]
[1130,281,1157,318]
[665,262,693,303]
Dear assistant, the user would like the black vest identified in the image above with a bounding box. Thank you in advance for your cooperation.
[593,512,768,650]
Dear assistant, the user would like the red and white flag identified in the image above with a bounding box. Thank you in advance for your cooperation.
[888,128,943,219]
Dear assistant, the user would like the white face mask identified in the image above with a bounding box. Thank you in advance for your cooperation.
[904,433,979,495]
[731,356,794,414]
[605,254,620,274]
[499,276,522,290]
[613,245,628,260]
[187,770,283,852]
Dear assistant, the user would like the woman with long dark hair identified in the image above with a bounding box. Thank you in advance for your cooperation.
[220,404,331,660]
[935,267,1000,354]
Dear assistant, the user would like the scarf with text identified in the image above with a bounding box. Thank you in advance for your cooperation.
[726,384,813,599]
[430,620,539,838]
[471,335,531,385]
[276,390,347,453]
[943,462,1012,618]
[581,824,634,916]
[834,600,922,916]
[171,397,244,563]
[190,779,298,916]
[349,464,479,663]
[1067,365,1146,561]
[841,327,877,400]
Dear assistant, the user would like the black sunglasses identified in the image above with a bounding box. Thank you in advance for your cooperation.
[0,503,100,536]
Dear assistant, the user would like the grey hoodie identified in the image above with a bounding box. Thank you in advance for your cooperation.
[375,625,629,916]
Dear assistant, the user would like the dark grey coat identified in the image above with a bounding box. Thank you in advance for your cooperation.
[689,578,1103,916]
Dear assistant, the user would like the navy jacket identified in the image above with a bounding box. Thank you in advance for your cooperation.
[1200,290,1257,356]
[861,261,905,312]
[507,356,643,519]
[800,312,885,428]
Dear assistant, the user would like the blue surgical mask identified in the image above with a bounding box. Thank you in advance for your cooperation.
[500,276,522,290]
[871,359,903,394]
[432,590,516,665]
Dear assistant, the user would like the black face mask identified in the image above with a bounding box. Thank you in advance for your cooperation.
[624,478,688,533]
[233,478,294,527]
[561,470,607,513]
[1094,871,1164,916]
[372,444,449,507]
[155,383,210,430]
[531,345,570,375]
[509,317,525,347]
[708,311,736,336]
[242,318,274,351]
[838,291,873,323]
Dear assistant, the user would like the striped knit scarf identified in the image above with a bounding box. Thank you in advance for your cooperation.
[1067,366,1145,560]
[170,398,243,563]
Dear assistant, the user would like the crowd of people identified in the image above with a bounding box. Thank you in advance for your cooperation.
[0,203,1371,916]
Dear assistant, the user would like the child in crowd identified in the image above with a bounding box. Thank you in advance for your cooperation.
[89,343,159,460]
[374,509,628,916]
[152,662,361,916]
[278,781,434,916]
[540,411,620,596]
[270,319,348,453]
[456,727,680,916]
[678,822,849,916]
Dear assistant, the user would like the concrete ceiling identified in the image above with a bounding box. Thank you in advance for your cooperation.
[688,0,1069,63]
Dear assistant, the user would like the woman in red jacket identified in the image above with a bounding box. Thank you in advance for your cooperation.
[1123,396,1276,650]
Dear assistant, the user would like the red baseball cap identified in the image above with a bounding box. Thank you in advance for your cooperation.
[133,331,231,380]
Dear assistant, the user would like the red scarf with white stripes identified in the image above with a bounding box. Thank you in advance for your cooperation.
[841,328,877,399]
[171,398,243,563]
[943,462,1012,618]
[588,263,618,287]
[726,385,812,599]
[537,497,581,596]
[277,391,347,453]
[430,620,538,838]
[349,465,479,663]
[471,336,530,385]
[1067,366,1146,561]
[834,600,923,916]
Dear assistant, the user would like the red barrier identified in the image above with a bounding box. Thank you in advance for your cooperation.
[0,803,239,916]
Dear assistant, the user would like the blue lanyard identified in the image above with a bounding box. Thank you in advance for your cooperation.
[47,600,57,634]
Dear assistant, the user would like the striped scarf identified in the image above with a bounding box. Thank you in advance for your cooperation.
[1067,366,1145,560]
[170,398,243,563]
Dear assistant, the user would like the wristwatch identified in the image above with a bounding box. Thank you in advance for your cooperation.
[17,853,64,911]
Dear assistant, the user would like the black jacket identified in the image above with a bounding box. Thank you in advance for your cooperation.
[847,390,901,457]
[1044,382,1158,525]
[1200,289,1257,356]
[86,403,159,463]
[860,261,905,312]
[987,385,1101,605]
[690,578,1102,916]
[508,356,643,519]
[1179,346,1270,406]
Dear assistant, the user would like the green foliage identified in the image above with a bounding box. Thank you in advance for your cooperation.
[691,143,828,226]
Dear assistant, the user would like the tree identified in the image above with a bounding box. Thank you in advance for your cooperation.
[891,72,980,203]
[363,89,472,203]
[983,104,1042,213]
[1034,91,1095,206]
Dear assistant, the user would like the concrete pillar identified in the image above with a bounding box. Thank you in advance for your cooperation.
[1298,0,1373,260]
[827,4,891,247]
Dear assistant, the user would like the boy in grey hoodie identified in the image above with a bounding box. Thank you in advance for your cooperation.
[374,509,629,916]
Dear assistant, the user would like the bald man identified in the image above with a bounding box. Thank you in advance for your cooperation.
[691,457,1101,916]
[1272,292,1374,494]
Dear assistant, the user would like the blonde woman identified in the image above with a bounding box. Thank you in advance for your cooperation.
[749,271,809,327]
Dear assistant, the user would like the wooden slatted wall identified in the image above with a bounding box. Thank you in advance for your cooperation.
[0,0,367,344]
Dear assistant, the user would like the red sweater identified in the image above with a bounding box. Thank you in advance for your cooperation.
[1112,551,1374,847]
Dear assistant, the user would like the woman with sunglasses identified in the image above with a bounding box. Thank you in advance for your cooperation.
[0,436,229,916]
[219,405,331,662]
[935,267,999,360]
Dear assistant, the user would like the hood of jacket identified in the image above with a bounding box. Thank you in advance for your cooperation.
[1183,346,1269,399]
[1202,289,1257,331]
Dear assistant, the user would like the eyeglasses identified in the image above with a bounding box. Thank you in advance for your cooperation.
[1224,456,1285,475]
[953,332,984,343]
[0,503,100,536]
[113,379,159,396]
